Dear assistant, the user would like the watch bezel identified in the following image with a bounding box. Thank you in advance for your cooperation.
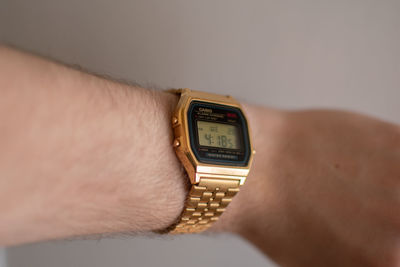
[187,101,251,166]
[171,88,254,185]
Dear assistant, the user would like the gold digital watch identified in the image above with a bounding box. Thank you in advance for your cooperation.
[166,88,254,234]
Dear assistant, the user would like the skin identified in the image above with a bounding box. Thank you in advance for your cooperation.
[223,110,400,267]
[0,46,399,266]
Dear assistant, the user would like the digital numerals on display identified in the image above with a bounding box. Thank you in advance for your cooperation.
[197,121,239,149]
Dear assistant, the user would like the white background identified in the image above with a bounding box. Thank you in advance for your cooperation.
[1,0,399,266]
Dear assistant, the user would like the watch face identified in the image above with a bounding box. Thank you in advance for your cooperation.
[187,101,251,166]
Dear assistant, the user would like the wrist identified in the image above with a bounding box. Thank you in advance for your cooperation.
[210,105,288,235]
[74,88,187,235]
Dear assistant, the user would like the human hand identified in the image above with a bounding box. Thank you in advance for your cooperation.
[217,108,400,267]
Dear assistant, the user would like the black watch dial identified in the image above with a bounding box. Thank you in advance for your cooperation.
[187,101,251,166]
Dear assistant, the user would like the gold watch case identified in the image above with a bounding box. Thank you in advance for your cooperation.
[170,88,255,186]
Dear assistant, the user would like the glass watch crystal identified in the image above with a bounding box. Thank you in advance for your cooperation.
[187,101,251,166]
[197,121,239,149]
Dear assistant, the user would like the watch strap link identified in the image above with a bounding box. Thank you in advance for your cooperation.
[170,177,240,234]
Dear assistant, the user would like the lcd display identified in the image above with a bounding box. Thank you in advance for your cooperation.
[188,101,250,166]
[197,121,239,149]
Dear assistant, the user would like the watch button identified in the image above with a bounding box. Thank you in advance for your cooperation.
[172,116,179,125]
[173,138,181,147]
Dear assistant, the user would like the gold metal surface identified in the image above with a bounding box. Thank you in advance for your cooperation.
[167,88,254,234]
[170,177,241,234]
[173,139,180,147]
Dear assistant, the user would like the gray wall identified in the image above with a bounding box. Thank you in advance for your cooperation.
[0,249,6,267]
[1,0,399,266]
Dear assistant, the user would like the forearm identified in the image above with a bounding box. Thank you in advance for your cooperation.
[0,46,189,245]
[0,46,286,251]
[4,46,399,267]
